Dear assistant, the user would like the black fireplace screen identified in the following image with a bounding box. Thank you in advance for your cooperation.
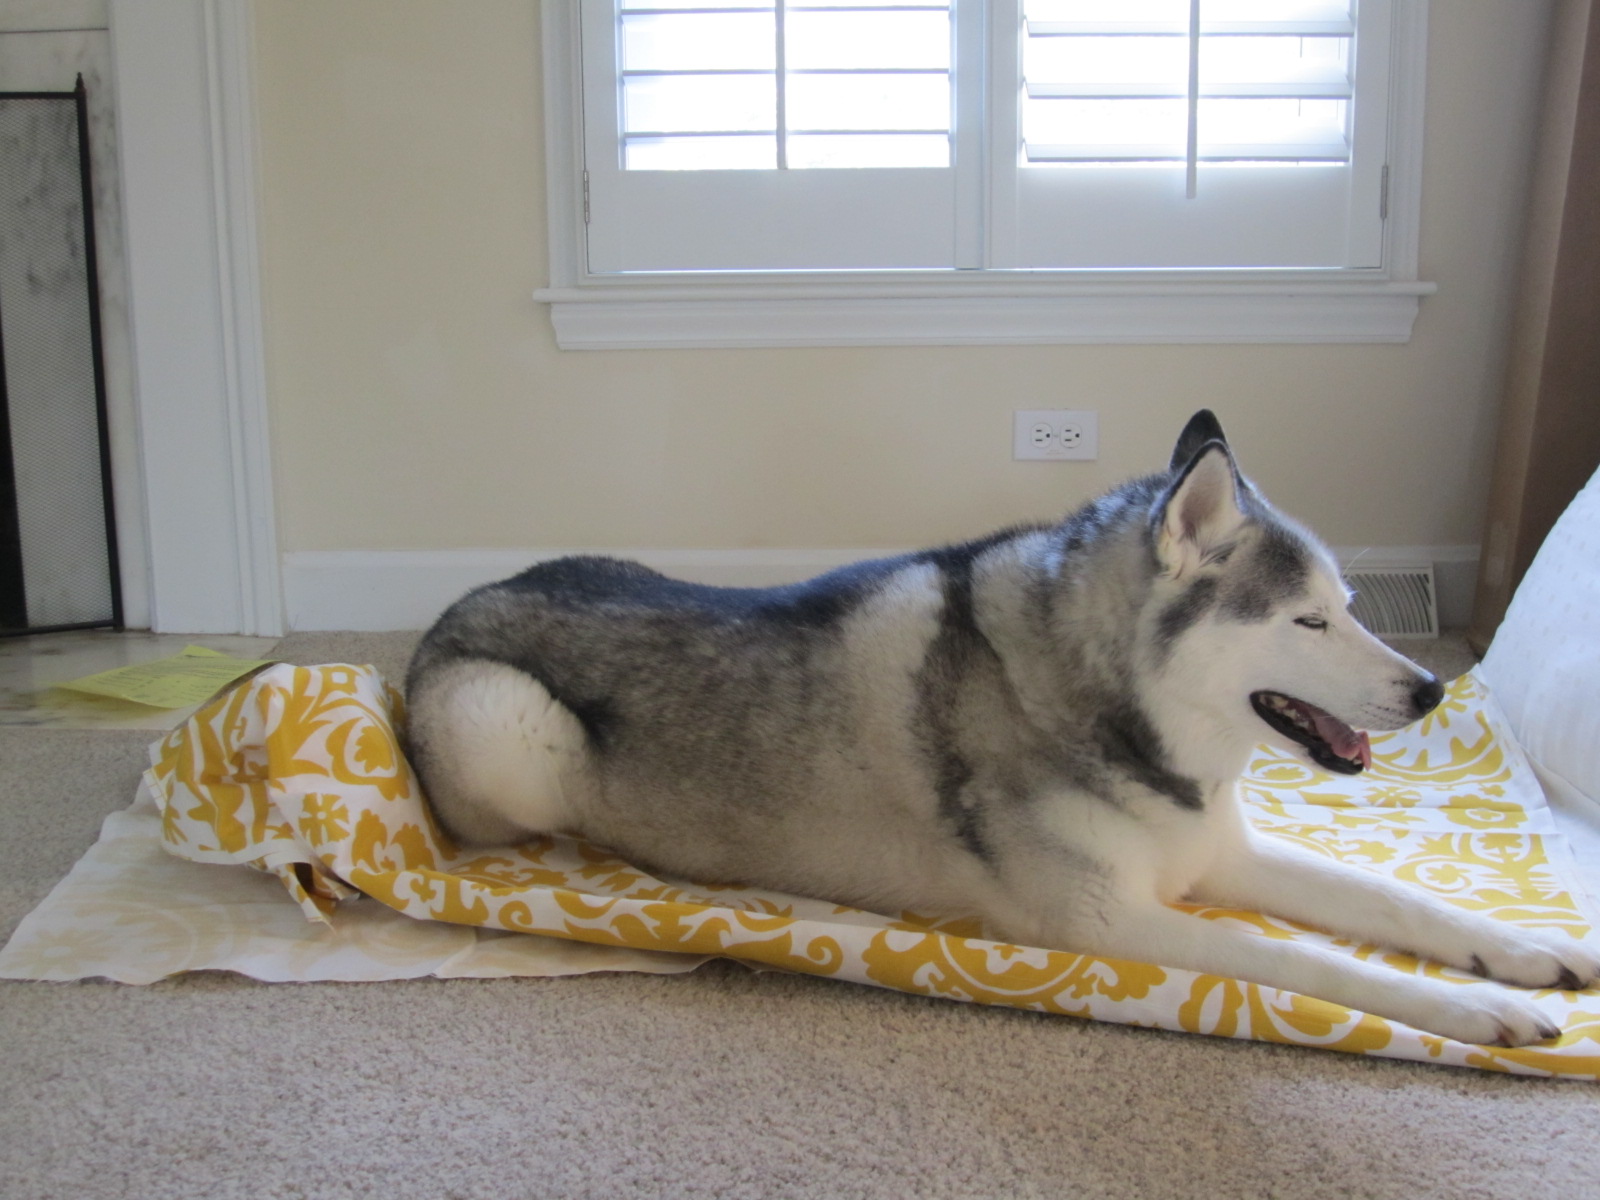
[0,79,120,635]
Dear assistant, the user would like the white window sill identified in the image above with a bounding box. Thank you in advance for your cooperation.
[532,275,1437,349]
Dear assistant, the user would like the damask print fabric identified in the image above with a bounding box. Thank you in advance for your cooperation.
[8,661,1600,1078]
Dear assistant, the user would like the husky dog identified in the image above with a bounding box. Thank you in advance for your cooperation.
[406,411,1598,1045]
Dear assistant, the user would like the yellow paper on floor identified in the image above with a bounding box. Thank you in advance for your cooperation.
[54,645,277,709]
[14,660,1600,1078]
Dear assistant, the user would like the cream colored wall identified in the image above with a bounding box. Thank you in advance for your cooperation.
[253,1,1552,557]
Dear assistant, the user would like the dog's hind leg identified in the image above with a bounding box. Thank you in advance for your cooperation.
[407,660,595,847]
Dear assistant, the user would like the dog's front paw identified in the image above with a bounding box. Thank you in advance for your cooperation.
[1461,930,1600,992]
[1416,988,1563,1048]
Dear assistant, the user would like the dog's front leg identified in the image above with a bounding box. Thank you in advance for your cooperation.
[1074,895,1563,1046]
[1187,825,1600,997]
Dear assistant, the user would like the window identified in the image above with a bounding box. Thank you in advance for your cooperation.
[537,0,1433,347]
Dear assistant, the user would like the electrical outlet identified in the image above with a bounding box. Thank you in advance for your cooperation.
[1013,410,1098,461]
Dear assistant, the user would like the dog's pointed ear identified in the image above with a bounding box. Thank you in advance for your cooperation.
[1154,441,1247,577]
[1170,410,1228,472]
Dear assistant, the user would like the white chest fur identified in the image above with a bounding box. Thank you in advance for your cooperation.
[1036,778,1238,907]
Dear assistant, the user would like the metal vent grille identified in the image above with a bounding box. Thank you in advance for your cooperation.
[1343,565,1438,639]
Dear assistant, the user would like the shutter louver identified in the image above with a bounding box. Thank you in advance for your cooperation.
[1021,0,1356,170]
[618,0,954,171]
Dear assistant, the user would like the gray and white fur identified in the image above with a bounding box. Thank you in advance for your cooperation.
[406,410,1599,1046]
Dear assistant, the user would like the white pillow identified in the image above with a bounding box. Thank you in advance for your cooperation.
[1481,464,1600,814]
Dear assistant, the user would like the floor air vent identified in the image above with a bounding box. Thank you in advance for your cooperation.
[1342,565,1439,639]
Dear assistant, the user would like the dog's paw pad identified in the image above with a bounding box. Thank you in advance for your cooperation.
[1494,1019,1562,1048]
[1460,934,1600,992]
[1438,994,1563,1048]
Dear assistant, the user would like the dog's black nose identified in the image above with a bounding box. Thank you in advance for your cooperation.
[1411,674,1445,718]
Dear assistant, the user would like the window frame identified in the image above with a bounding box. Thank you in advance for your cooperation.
[535,0,1434,349]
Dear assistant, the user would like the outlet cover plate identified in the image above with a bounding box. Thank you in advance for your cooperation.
[1013,410,1099,460]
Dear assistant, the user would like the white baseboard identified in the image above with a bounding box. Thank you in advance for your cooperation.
[281,545,1482,634]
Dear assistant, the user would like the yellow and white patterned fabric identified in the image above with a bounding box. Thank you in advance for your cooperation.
[141,662,1600,1078]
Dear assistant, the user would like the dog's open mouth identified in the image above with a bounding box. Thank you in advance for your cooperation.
[1250,692,1372,775]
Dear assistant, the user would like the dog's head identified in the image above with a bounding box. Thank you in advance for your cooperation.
[1145,411,1443,776]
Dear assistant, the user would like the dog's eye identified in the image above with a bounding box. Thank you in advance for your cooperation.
[1294,616,1328,631]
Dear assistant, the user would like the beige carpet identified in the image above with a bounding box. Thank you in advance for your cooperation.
[3,631,1598,1200]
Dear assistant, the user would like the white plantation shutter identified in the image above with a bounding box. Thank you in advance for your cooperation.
[1006,0,1390,267]
[544,0,1430,344]
[1021,1,1357,167]
[616,1,954,170]
[582,0,977,271]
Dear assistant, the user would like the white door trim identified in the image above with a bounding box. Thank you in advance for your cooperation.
[108,0,281,635]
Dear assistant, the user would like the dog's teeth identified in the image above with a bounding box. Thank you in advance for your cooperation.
[1266,695,1313,730]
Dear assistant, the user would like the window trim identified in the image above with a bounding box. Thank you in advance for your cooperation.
[535,0,1433,349]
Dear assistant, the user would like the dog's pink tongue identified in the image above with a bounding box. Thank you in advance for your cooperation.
[1353,730,1372,770]
[1310,709,1372,769]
